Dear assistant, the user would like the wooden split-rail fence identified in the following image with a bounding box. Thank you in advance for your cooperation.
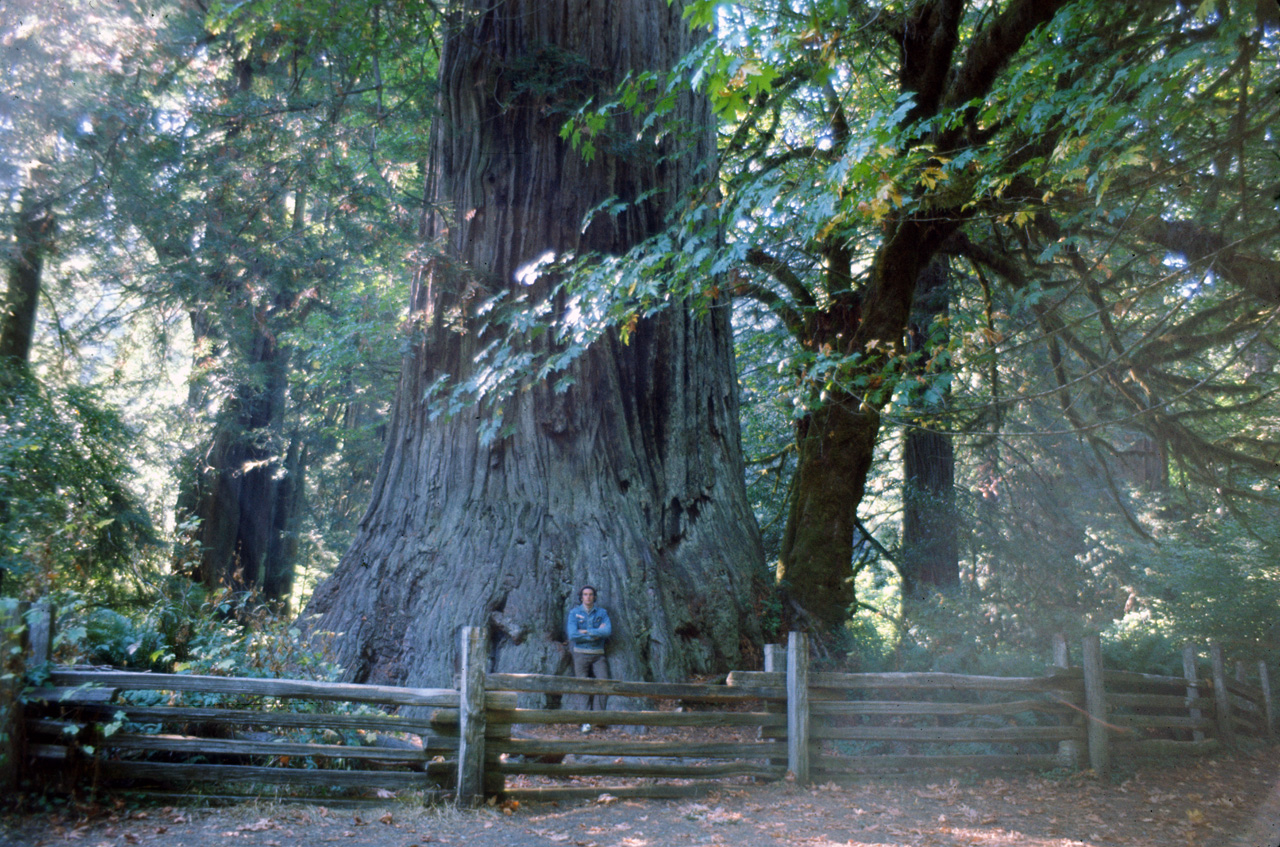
[2,603,1275,804]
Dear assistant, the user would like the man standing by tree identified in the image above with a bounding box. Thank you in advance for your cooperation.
[567,585,611,733]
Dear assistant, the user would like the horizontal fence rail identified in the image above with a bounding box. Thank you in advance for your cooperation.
[733,657,1088,781]
[21,666,505,799]
[48,668,460,707]
[474,669,789,802]
[5,602,1275,802]
[487,672,785,700]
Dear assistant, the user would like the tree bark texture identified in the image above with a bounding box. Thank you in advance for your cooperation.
[178,333,305,605]
[304,0,763,690]
[901,260,958,601]
[902,428,958,596]
[778,397,878,628]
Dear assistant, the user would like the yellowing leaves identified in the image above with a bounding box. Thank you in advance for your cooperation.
[917,165,949,190]
[995,209,1034,227]
[816,212,847,241]
[618,313,639,344]
[856,174,904,223]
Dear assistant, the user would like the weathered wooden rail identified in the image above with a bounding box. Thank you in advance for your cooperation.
[443,627,790,802]
[480,674,788,800]
[24,666,482,796]
[3,601,1275,804]
[734,669,1086,775]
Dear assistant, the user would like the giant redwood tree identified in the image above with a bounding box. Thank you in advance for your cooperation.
[304,0,764,687]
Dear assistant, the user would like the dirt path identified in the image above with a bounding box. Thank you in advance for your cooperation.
[4,745,1278,847]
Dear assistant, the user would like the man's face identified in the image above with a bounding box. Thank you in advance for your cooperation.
[581,588,596,608]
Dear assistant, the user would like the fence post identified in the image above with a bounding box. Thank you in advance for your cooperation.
[1050,633,1078,768]
[1,600,24,794]
[1209,641,1233,746]
[1259,661,1274,739]
[786,631,810,784]
[1182,644,1205,743]
[763,643,786,674]
[1081,634,1109,777]
[456,626,488,805]
[761,643,786,750]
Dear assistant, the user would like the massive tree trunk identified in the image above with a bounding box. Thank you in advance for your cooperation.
[304,0,763,688]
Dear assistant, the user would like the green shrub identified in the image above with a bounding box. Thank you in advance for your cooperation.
[51,585,343,681]
[843,615,894,672]
[1101,620,1183,677]
[0,368,156,600]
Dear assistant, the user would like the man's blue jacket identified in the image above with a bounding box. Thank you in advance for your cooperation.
[566,604,611,655]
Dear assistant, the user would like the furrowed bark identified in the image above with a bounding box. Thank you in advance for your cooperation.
[304,0,763,690]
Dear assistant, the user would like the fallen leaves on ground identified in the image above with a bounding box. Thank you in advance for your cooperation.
[3,746,1277,847]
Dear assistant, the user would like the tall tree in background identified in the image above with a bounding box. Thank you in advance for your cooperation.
[0,0,158,597]
[1,0,434,606]
[709,0,1070,631]
[694,0,1278,635]
[0,188,54,372]
[1,0,98,377]
[94,0,431,606]
[900,260,957,603]
[305,0,764,687]
[162,44,314,605]
[0,186,54,591]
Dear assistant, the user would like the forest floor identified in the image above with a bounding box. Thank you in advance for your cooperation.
[3,742,1279,847]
